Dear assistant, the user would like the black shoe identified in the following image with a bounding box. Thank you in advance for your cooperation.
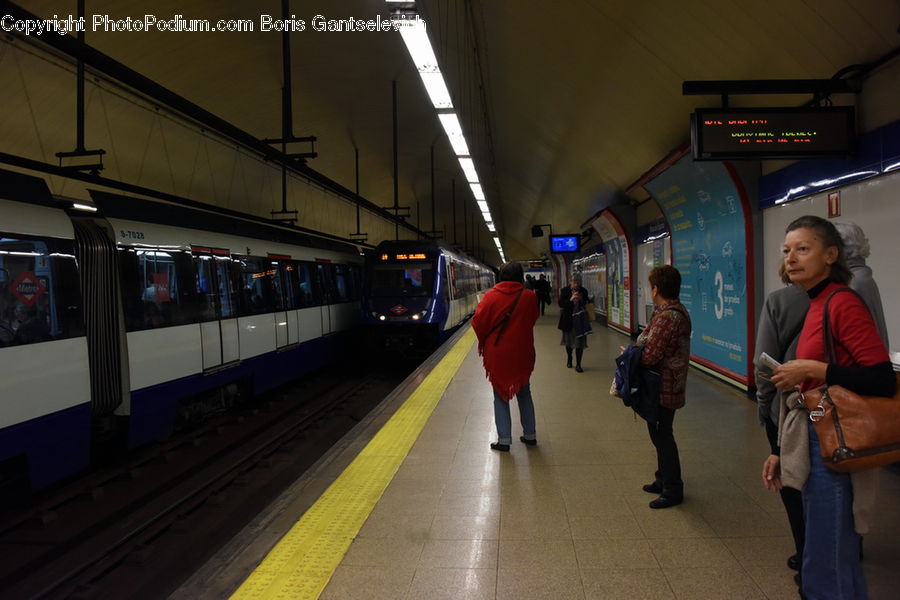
[787,553,801,571]
[566,360,573,368]
[490,442,510,452]
[794,572,805,599]
[519,436,537,446]
[649,495,682,509]
[642,482,663,494]
[575,365,584,372]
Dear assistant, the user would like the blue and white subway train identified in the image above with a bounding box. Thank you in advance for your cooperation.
[362,240,494,353]
[0,169,364,493]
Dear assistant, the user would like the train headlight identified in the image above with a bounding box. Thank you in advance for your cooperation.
[411,313,420,320]
[410,310,427,321]
[378,315,386,321]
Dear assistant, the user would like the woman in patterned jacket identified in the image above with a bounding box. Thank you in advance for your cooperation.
[637,265,692,509]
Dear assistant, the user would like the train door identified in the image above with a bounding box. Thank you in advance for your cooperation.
[447,259,459,327]
[265,255,297,349]
[193,247,239,371]
[278,260,301,347]
[315,262,334,335]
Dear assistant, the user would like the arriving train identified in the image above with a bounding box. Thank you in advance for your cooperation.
[0,169,364,495]
[362,239,494,354]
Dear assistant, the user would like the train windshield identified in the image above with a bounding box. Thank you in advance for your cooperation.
[370,263,434,297]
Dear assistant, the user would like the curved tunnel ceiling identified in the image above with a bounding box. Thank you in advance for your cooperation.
[8,0,900,264]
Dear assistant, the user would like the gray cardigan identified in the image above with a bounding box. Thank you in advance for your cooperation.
[754,285,809,426]
[847,257,890,351]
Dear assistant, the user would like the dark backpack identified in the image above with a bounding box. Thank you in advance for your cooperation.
[615,345,660,425]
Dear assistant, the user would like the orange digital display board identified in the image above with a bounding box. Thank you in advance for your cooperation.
[380,253,428,260]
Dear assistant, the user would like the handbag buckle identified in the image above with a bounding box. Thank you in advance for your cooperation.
[809,401,826,422]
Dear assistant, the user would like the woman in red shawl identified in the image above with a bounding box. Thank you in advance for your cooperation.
[472,262,540,451]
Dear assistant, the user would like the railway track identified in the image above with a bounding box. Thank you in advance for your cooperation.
[0,365,408,599]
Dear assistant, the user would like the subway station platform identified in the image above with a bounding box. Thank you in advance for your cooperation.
[171,314,900,600]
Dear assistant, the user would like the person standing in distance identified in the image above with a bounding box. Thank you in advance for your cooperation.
[472,262,540,452]
[558,275,591,372]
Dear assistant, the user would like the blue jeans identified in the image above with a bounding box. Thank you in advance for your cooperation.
[802,422,867,600]
[493,383,536,445]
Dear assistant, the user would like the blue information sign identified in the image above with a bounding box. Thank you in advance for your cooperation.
[550,235,579,253]
[645,158,749,382]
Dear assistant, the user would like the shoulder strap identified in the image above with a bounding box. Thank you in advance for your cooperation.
[822,287,865,365]
[487,289,524,344]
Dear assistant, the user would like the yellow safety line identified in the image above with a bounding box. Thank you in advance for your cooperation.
[230,328,476,600]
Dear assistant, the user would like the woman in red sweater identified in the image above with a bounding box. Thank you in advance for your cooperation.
[472,262,539,452]
[768,216,894,600]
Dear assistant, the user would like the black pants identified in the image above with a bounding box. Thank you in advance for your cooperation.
[765,416,805,557]
[647,406,683,498]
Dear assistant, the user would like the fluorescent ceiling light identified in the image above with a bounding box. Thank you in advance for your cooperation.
[487,222,495,232]
[457,157,479,183]
[470,182,485,200]
[493,236,501,247]
[398,19,438,72]
[418,72,453,109]
[438,113,470,155]
[477,200,489,212]
[481,210,492,222]
[72,202,97,212]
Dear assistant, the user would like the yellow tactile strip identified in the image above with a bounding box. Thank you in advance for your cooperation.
[230,328,476,600]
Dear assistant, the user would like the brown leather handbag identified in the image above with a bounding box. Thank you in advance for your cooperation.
[801,288,900,472]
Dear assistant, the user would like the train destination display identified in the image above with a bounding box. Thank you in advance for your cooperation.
[691,106,854,160]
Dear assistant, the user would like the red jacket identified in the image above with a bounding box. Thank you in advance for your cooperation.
[472,281,539,401]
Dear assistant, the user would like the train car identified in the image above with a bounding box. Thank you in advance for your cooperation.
[362,240,494,354]
[0,169,363,494]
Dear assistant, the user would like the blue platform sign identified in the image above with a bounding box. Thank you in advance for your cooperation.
[645,157,749,383]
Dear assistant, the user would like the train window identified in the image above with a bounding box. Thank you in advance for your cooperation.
[294,262,320,308]
[280,262,299,310]
[0,234,84,347]
[267,260,286,311]
[347,265,362,301]
[370,262,434,297]
[315,263,335,304]
[119,247,198,331]
[235,256,276,316]
[332,264,350,303]
[194,254,239,321]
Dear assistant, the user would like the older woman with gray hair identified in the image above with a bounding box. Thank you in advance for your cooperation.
[834,222,890,349]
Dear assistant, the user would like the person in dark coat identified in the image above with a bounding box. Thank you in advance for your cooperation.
[536,274,552,315]
[472,262,540,452]
[558,275,590,372]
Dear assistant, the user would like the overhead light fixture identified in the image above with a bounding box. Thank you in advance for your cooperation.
[71,202,98,212]
[470,183,485,200]
[417,72,453,109]
[481,210,492,222]
[396,19,454,109]
[487,222,496,232]
[477,200,489,212]
[457,157,479,183]
[438,113,470,155]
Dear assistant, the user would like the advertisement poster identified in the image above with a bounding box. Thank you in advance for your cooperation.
[591,211,631,333]
[645,157,749,381]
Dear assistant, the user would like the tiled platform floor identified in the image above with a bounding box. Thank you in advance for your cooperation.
[319,314,900,600]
